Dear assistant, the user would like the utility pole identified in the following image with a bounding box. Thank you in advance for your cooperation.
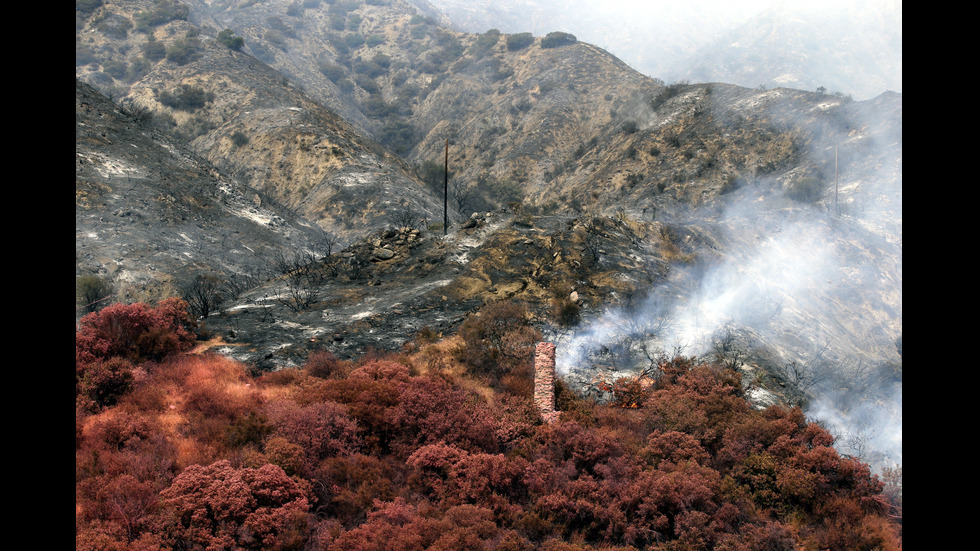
[443,138,449,236]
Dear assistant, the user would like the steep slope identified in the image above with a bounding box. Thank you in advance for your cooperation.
[201,209,671,369]
[76,79,329,306]
[76,0,901,382]
[169,0,895,224]
[77,0,445,241]
[79,0,663,208]
[77,0,897,225]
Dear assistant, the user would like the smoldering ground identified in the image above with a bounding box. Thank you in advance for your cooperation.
[554,89,901,472]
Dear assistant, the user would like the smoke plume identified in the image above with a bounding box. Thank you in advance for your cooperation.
[554,93,901,472]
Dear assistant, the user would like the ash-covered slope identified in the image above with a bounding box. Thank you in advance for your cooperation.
[76,79,330,306]
[77,0,446,241]
[163,0,895,226]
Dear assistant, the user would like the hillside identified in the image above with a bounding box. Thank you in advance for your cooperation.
[76,79,331,303]
[78,0,447,242]
[76,0,900,225]
[76,0,901,521]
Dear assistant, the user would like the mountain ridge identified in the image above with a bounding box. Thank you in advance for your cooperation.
[424,0,902,100]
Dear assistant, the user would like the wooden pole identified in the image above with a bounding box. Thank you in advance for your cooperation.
[444,138,449,235]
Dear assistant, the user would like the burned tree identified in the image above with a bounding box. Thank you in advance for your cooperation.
[450,178,474,218]
[711,322,749,372]
[270,251,328,312]
[386,206,428,231]
[182,273,224,319]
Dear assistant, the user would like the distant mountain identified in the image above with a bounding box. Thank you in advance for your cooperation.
[677,2,902,100]
[425,0,901,100]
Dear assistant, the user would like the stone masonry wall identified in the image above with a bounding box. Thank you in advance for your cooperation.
[534,342,560,424]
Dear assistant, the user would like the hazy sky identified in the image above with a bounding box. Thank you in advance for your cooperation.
[431,0,901,98]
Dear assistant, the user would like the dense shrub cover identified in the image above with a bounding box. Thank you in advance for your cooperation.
[76,302,901,549]
[76,298,196,413]
[76,298,196,365]
[159,460,311,550]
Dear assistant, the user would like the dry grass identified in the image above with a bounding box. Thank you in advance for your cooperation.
[410,335,466,377]
[407,335,500,401]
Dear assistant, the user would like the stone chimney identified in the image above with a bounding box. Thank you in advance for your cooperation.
[534,342,561,424]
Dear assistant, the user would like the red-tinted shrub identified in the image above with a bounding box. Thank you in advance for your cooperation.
[535,420,625,476]
[162,354,267,452]
[807,495,902,550]
[428,504,501,550]
[385,376,500,456]
[265,398,361,463]
[264,436,307,477]
[406,443,528,508]
[328,498,431,551]
[76,357,135,412]
[614,462,723,547]
[349,359,413,382]
[643,363,752,452]
[641,430,709,469]
[226,411,273,448]
[76,408,179,549]
[76,474,165,544]
[329,499,506,551]
[76,298,196,364]
[315,454,397,524]
[77,408,177,482]
[714,405,809,470]
[305,349,348,379]
[713,520,799,551]
[159,460,311,550]
[257,367,307,387]
[76,519,168,551]
[598,374,653,409]
[304,376,403,455]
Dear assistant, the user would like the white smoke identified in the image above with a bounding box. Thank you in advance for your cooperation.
[807,384,902,470]
[554,169,901,472]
